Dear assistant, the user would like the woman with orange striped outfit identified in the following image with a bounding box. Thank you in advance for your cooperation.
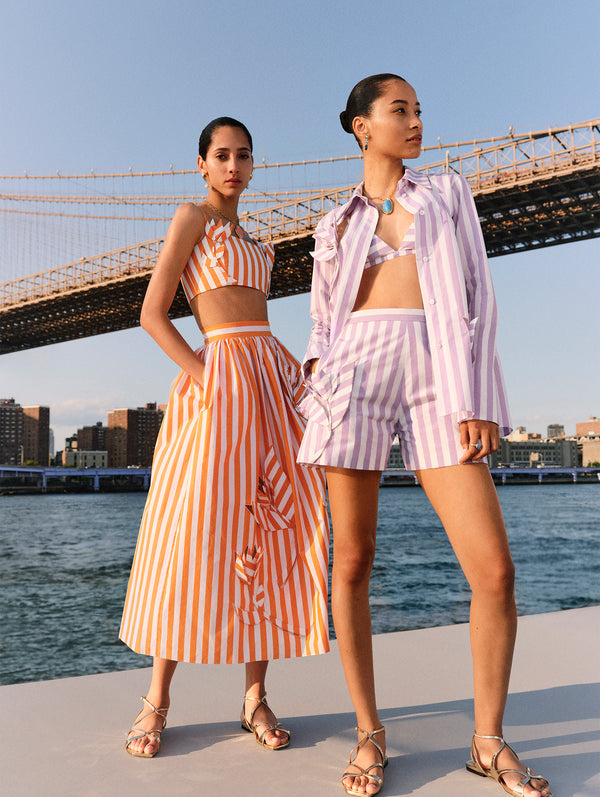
[120,117,329,757]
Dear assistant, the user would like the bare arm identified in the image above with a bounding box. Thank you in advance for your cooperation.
[140,203,206,384]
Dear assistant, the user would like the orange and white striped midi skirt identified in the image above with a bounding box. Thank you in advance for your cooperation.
[120,321,329,664]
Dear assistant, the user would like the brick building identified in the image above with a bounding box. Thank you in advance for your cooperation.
[22,405,50,465]
[0,398,23,464]
[107,403,163,467]
[77,421,108,452]
[576,416,600,437]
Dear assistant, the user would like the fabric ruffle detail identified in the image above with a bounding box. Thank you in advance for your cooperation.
[235,448,304,634]
[202,218,232,279]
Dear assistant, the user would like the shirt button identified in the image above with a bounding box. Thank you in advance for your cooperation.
[419,210,425,215]
[429,298,436,305]
[423,256,429,262]
[438,343,443,349]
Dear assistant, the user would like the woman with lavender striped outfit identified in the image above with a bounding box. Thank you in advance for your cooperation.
[298,75,552,797]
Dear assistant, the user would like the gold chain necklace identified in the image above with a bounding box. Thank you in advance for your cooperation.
[205,201,240,230]
[364,173,403,215]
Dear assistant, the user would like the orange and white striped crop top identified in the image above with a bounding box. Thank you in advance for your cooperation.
[181,216,275,301]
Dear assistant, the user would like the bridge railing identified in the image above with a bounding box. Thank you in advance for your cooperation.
[0,239,163,307]
[240,185,356,241]
[421,119,600,188]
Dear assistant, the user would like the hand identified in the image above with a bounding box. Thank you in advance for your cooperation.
[459,419,499,463]
[308,358,320,375]
[192,362,206,390]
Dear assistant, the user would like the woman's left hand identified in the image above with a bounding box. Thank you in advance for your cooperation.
[459,419,500,463]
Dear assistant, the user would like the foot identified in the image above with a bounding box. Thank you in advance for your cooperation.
[242,693,290,749]
[473,735,552,797]
[342,727,387,796]
[125,695,169,758]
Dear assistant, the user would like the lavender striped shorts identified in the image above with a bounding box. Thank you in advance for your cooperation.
[298,309,465,471]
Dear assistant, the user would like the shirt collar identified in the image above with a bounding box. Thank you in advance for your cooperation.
[345,166,431,216]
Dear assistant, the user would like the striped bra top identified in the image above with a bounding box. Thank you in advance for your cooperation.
[365,220,416,269]
[181,216,275,301]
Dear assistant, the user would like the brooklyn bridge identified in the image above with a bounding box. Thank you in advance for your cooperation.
[1,118,599,355]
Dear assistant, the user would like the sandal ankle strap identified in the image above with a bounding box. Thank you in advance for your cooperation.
[352,726,386,763]
[356,725,385,736]
[244,692,267,703]
[141,695,169,719]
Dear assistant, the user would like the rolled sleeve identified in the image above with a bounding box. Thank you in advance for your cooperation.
[302,217,336,378]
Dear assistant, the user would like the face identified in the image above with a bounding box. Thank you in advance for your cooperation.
[354,79,423,160]
[197,125,253,196]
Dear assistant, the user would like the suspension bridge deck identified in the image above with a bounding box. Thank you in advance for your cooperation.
[1,119,599,354]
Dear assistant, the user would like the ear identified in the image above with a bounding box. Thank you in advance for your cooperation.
[352,116,368,140]
[197,155,205,172]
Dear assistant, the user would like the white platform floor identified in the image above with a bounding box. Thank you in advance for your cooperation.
[2,606,599,797]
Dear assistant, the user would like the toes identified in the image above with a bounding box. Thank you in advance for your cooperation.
[143,737,158,755]
[127,732,157,756]
[265,729,288,747]
[342,774,369,794]
[527,780,551,797]
[342,774,358,790]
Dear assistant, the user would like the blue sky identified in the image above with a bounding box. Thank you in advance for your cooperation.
[1,0,599,447]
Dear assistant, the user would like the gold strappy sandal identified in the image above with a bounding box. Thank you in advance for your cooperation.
[240,693,291,750]
[342,726,388,796]
[125,695,169,758]
[466,732,553,796]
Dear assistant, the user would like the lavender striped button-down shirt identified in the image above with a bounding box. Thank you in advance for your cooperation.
[303,167,512,434]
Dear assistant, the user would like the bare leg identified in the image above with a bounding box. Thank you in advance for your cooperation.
[126,657,177,756]
[326,467,386,795]
[416,464,550,797]
[243,660,290,748]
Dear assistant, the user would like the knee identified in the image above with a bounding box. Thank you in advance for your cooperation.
[333,540,376,586]
[473,557,515,601]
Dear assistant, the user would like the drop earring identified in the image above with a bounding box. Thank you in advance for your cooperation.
[364,134,369,151]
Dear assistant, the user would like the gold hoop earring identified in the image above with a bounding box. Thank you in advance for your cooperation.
[249,172,253,181]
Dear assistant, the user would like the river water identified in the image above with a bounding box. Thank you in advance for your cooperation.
[1,484,598,685]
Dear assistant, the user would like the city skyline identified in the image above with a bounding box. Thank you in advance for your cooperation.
[3,391,596,460]
[1,1,599,446]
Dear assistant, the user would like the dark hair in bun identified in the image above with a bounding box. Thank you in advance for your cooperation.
[198,116,253,159]
[340,73,406,149]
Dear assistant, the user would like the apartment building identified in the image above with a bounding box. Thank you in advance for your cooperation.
[107,403,163,467]
[22,405,50,465]
[0,398,23,464]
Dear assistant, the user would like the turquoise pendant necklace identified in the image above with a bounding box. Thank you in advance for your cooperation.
[365,189,396,215]
[365,170,403,215]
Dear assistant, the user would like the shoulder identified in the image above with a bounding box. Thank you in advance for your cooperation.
[428,171,465,191]
[172,201,206,229]
[428,173,476,219]
[165,202,207,248]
